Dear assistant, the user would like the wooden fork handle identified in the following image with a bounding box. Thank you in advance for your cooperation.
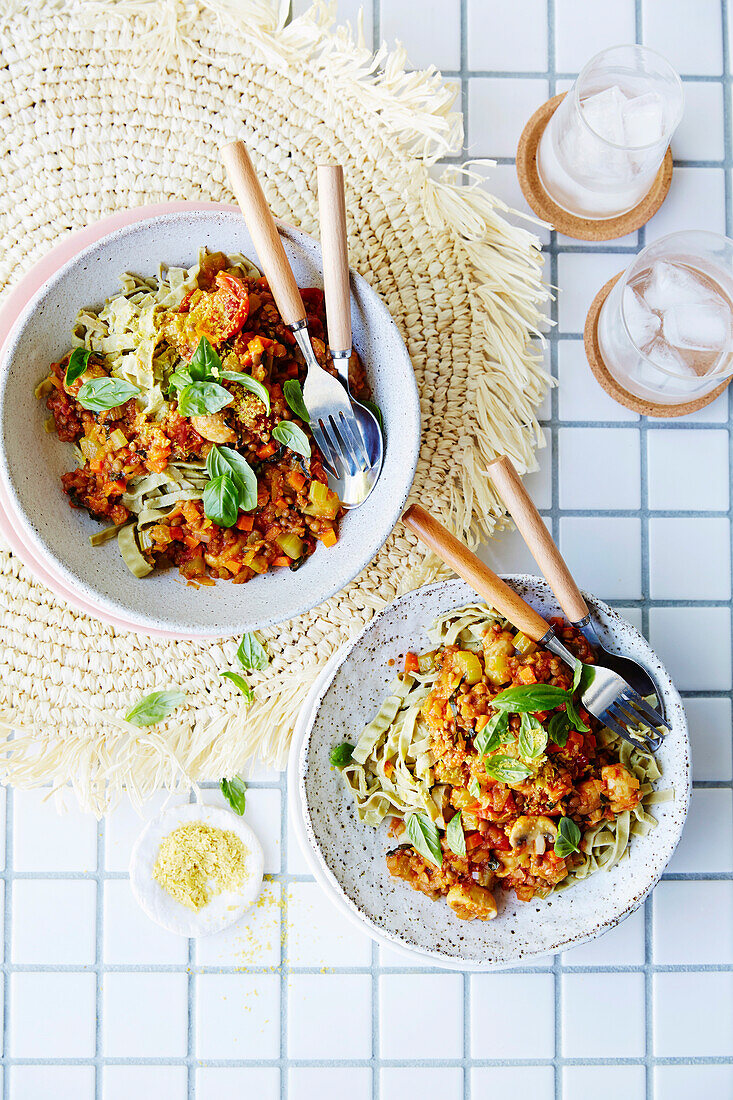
[317,165,352,355]
[488,455,589,624]
[402,504,552,643]
[222,140,305,327]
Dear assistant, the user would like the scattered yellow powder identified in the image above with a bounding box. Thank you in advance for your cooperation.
[152,821,249,911]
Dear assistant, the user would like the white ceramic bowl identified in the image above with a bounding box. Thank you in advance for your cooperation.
[0,209,420,636]
[291,577,691,970]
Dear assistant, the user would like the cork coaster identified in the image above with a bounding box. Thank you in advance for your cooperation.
[584,273,731,417]
[517,93,674,241]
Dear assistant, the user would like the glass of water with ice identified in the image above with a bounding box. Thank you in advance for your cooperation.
[598,231,733,405]
[537,45,683,220]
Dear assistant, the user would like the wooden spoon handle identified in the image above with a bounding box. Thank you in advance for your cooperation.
[222,140,305,327]
[488,455,589,623]
[402,504,552,643]
[317,164,352,354]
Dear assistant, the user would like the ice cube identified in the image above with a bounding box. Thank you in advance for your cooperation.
[642,262,712,312]
[644,337,693,376]
[663,302,731,352]
[622,91,665,148]
[623,286,661,350]
[580,85,627,144]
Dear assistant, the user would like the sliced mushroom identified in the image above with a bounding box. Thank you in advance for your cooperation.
[508,815,558,857]
[190,414,237,444]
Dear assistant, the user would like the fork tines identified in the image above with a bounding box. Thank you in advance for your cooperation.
[311,413,370,478]
[603,688,666,754]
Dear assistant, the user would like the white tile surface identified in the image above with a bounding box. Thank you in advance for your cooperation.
[103,972,188,1058]
[104,791,187,873]
[560,516,642,598]
[646,429,730,511]
[648,516,731,599]
[382,0,461,70]
[562,972,645,1058]
[197,1067,280,1100]
[10,972,96,1058]
[643,0,724,75]
[468,78,550,156]
[655,1064,733,1100]
[103,878,189,966]
[471,1066,555,1100]
[557,254,627,334]
[684,696,733,780]
[10,1066,95,1100]
[471,973,555,1059]
[102,1066,188,1100]
[554,0,636,72]
[13,788,98,872]
[649,607,732,690]
[291,1067,372,1100]
[12,878,96,965]
[558,428,641,509]
[380,974,463,1060]
[195,973,280,1060]
[562,904,645,966]
[654,971,733,1056]
[653,879,733,964]
[287,880,373,967]
[562,1065,646,1100]
[195,881,282,969]
[287,974,372,1060]
[646,167,727,239]
[467,0,548,71]
[666,787,733,873]
[557,339,639,422]
[673,80,725,160]
[382,1067,463,1100]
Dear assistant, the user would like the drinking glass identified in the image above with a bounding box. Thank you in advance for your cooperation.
[597,231,733,405]
[537,45,684,220]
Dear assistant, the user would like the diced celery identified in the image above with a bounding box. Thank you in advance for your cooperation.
[455,650,483,685]
[514,632,538,656]
[276,532,305,559]
[108,428,128,451]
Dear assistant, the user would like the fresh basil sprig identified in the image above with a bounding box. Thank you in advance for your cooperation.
[518,712,548,760]
[554,816,581,858]
[203,474,239,527]
[490,683,574,713]
[329,742,354,767]
[467,776,482,800]
[220,775,247,815]
[221,371,271,412]
[237,632,269,671]
[362,399,384,433]
[446,811,466,858]
[548,711,572,747]
[283,379,310,422]
[566,699,590,733]
[65,347,91,387]
[220,671,254,703]
[482,755,532,785]
[178,381,233,417]
[405,812,443,867]
[191,336,222,379]
[125,689,186,727]
[474,711,509,756]
[77,376,140,412]
[207,445,257,512]
[272,420,311,459]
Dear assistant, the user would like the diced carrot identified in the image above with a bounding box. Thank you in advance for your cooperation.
[272,555,291,567]
[285,361,299,377]
[288,470,306,491]
[465,832,484,852]
[257,442,277,459]
[183,535,200,548]
[474,715,490,731]
[236,514,254,532]
[404,652,420,674]
[274,496,288,509]
[319,528,337,548]
[169,527,184,540]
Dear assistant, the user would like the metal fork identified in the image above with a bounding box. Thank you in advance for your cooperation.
[402,503,668,755]
[222,141,371,482]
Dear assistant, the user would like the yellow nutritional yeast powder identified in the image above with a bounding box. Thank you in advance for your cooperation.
[152,821,249,911]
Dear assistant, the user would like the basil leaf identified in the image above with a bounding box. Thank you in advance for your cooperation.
[272,420,311,458]
[206,445,258,511]
[362,398,384,433]
[222,372,271,413]
[474,711,509,756]
[329,742,354,767]
[65,347,91,387]
[283,379,310,422]
[490,683,571,713]
[572,661,583,693]
[203,474,239,527]
[220,671,254,703]
[446,811,466,858]
[468,776,482,800]
[555,816,581,858]
[77,376,140,411]
[178,381,233,417]
[125,688,186,727]
[220,776,247,815]
[168,368,193,392]
[548,711,571,747]
[482,754,532,785]
[237,632,269,671]
[518,713,548,760]
[190,336,222,380]
[566,699,590,733]
[405,812,443,867]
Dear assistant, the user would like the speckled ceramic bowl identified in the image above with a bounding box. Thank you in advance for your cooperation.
[0,208,420,636]
[291,577,690,970]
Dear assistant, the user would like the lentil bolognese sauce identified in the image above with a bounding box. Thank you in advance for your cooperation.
[38,249,367,583]
[334,604,667,922]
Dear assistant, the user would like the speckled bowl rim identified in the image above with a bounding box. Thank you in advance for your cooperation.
[0,208,421,637]
[290,577,691,971]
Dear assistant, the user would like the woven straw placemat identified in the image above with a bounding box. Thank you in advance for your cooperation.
[0,0,549,813]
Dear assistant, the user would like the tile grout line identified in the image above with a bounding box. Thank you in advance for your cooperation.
[2,789,11,1100]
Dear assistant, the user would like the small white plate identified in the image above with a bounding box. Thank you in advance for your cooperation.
[289,577,691,970]
[130,803,264,937]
